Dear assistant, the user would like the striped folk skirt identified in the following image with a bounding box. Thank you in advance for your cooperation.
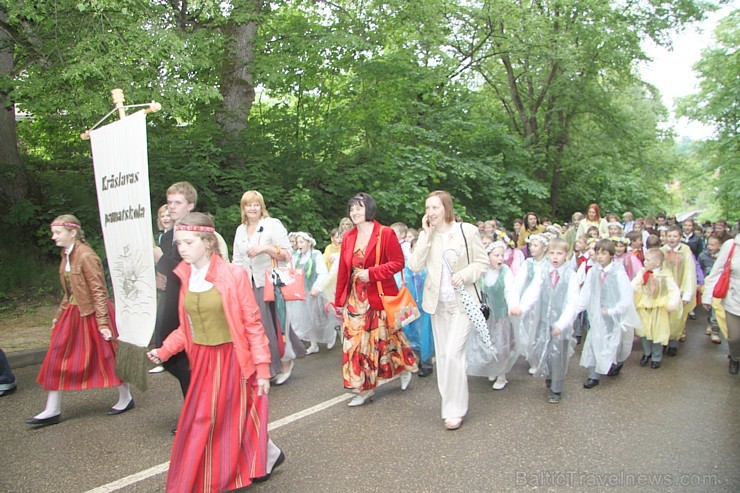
[166,342,269,493]
[37,303,121,390]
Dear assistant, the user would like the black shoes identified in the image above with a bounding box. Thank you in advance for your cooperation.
[575,336,582,345]
[666,347,677,357]
[25,415,61,428]
[730,359,739,375]
[639,355,651,367]
[545,379,551,389]
[108,399,135,416]
[583,378,600,389]
[418,367,433,378]
[0,385,16,397]
[607,362,623,376]
[548,392,561,404]
[651,361,661,369]
[253,450,285,483]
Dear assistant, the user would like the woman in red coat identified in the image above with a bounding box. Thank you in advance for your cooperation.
[335,193,417,406]
[148,213,283,492]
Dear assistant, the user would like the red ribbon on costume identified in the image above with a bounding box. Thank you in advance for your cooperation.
[642,270,653,285]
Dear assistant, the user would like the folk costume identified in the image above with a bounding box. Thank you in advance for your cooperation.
[632,266,680,363]
[39,241,122,391]
[661,243,697,351]
[466,263,519,382]
[526,261,579,399]
[577,262,640,381]
[157,254,276,493]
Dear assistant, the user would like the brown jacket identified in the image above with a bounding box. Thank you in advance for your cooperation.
[54,241,111,329]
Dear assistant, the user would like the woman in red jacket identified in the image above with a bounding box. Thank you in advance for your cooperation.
[148,213,283,492]
[335,193,417,406]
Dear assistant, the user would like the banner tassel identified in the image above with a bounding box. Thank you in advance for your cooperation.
[114,339,149,392]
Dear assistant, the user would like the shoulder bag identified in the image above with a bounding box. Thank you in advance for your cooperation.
[375,227,420,329]
[713,242,736,299]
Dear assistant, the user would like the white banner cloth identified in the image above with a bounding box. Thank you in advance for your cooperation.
[89,110,156,347]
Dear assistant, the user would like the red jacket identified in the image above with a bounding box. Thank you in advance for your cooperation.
[158,254,272,380]
[335,221,405,311]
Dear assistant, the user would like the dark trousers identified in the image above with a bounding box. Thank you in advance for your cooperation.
[155,289,191,398]
[0,349,16,390]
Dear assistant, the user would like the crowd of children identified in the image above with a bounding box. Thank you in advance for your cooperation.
[195,207,737,403]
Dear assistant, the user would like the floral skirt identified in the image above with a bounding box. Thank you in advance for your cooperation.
[342,286,416,391]
[37,303,121,390]
[167,343,269,493]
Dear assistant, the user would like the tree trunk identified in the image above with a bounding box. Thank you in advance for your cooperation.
[0,14,27,204]
[218,0,264,167]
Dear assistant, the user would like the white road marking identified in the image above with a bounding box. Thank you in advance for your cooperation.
[83,392,356,493]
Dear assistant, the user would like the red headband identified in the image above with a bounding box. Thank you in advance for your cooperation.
[175,224,215,233]
[51,221,81,229]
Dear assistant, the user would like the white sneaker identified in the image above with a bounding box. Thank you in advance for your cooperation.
[492,377,508,390]
[306,345,319,355]
[148,365,165,374]
[327,332,337,350]
[528,367,536,375]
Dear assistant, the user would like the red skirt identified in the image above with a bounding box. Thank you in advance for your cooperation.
[166,342,269,493]
[37,303,121,390]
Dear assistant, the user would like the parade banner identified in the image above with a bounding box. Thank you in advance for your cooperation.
[89,110,156,347]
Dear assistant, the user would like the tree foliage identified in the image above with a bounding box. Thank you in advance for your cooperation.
[0,0,722,275]
[677,9,739,219]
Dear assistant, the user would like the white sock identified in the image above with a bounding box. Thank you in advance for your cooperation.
[35,390,61,419]
[266,439,282,473]
[112,383,133,410]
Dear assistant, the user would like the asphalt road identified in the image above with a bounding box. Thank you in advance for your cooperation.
[1,314,738,493]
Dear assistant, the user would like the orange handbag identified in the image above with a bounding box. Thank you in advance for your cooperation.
[375,227,420,329]
[264,254,306,302]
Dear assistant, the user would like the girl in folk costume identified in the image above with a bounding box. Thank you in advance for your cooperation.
[289,232,337,354]
[632,249,681,369]
[661,225,697,355]
[510,233,549,371]
[148,213,283,492]
[577,203,610,239]
[576,240,641,389]
[27,215,133,428]
[467,241,519,390]
[613,236,643,281]
[498,229,524,277]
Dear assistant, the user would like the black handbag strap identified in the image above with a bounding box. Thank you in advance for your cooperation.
[460,222,484,304]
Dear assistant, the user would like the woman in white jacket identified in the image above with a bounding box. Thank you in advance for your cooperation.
[409,191,488,430]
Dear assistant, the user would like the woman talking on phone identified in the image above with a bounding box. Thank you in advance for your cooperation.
[409,191,488,430]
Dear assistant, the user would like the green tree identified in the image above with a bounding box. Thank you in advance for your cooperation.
[677,9,739,219]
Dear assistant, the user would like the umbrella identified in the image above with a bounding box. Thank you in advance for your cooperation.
[443,249,496,356]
